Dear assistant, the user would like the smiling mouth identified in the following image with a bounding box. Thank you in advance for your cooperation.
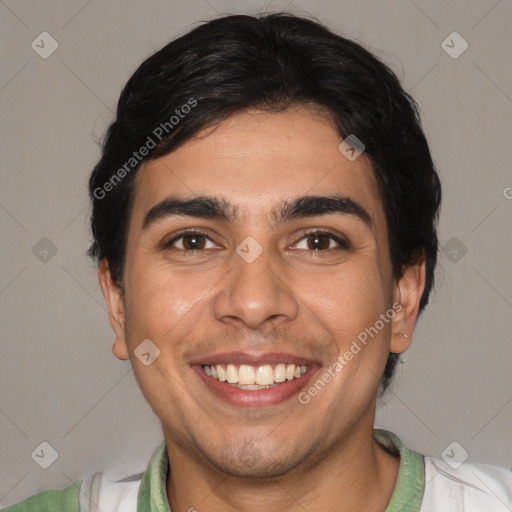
[190,351,319,407]
[202,363,308,389]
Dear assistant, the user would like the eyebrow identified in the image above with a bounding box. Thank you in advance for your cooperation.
[277,195,373,229]
[142,196,234,230]
[141,194,373,231]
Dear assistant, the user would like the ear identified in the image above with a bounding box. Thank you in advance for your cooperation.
[98,259,129,360]
[390,250,426,354]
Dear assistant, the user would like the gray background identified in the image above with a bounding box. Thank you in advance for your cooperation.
[1,0,511,506]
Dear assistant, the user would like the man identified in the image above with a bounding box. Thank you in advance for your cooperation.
[4,12,511,512]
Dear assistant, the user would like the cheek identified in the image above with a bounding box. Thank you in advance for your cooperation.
[123,259,221,344]
[301,263,389,336]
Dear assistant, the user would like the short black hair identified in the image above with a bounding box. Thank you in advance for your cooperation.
[88,13,441,393]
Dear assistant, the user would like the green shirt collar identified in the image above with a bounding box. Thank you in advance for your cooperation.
[137,429,425,512]
[137,441,169,512]
[374,429,425,511]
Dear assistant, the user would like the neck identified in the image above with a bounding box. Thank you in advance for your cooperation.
[165,419,399,512]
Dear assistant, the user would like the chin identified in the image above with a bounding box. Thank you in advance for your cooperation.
[205,442,313,480]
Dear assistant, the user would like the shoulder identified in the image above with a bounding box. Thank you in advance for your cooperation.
[1,480,82,512]
[1,472,142,512]
[1,442,165,512]
[421,456,512,511]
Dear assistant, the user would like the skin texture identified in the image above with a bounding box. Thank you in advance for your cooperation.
[99,106,425,512]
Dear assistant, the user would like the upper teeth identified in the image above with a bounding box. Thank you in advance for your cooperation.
[203,364,308,385]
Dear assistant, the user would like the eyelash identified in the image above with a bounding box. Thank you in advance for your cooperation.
[162,229,351,252]
[296,230,351,251]
[162,229,217,252]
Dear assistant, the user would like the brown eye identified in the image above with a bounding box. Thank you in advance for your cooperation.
[306,233,332,250]
[294,230,351,251]
[164,232,217,251]
[181,234,207,250]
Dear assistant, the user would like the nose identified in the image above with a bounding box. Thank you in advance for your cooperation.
[213,249,299,331]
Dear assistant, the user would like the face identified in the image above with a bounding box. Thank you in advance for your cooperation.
[100,106,424,478]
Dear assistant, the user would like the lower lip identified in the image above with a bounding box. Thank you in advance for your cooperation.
[192,365,319,407]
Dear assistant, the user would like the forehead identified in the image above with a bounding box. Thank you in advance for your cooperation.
[131,106,386,232]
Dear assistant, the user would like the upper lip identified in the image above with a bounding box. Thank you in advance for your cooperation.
[190,351,318,367]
